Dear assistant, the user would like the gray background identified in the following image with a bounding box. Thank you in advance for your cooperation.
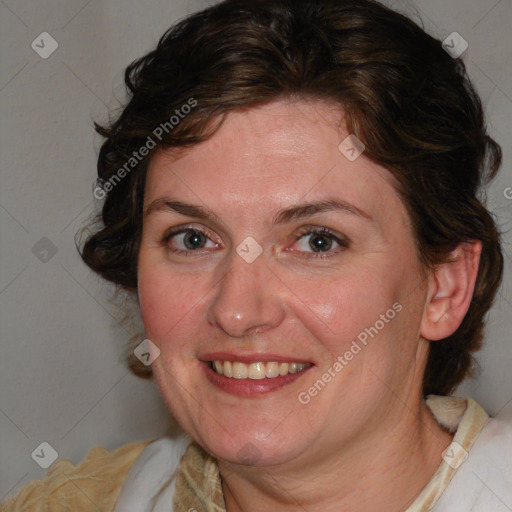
[1,0,511,501]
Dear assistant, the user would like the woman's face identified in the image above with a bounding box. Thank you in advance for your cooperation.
[138,98,431,467]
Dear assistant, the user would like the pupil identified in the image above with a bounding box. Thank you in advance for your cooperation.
[185,231,204,249]
[310,234,331,252]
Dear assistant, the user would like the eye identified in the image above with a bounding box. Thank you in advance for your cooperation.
[162,227,219,255]
[291,227,350,256]
[161,225,349,258]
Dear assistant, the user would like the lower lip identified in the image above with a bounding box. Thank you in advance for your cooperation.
[202,362,312,396]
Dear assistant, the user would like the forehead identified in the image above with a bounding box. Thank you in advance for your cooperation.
[144,99,407,228]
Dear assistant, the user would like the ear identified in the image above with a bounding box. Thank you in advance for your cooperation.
[420,241,482,341]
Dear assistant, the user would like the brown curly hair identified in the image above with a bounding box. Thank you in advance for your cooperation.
[79,0,503,396]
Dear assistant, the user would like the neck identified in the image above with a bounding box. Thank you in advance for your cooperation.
[219,398,454,512]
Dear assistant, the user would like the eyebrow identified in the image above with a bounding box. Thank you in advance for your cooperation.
[144,197,372,224]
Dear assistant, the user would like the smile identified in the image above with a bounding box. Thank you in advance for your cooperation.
[210,360,312,379]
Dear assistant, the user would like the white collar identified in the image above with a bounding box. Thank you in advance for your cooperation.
[113,434,191,512]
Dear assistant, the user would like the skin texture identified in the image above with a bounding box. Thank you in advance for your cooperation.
[137,98,480,511]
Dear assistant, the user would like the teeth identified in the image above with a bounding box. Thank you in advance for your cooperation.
[211,360,310,379]
[223,361,233,378]
[232,362,248,379]
[214,361,223,375]
[248,362,266,380]
[265,362,280,378]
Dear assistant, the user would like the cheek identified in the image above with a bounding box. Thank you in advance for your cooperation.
[137,263,206,343]
[282,264,398,347]
[286,256,423,368]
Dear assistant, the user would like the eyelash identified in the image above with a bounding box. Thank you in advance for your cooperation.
[161,225,350,258]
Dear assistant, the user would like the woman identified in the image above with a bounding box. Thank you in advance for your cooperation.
[3,0,510,510]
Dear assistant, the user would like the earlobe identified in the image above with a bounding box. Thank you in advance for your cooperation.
[421,241,482,341]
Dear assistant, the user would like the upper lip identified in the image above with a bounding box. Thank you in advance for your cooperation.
[200,352,314,365]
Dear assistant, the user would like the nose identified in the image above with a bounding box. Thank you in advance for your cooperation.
[206,249,286,338]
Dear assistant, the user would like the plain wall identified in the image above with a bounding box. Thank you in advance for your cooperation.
[1,0,511,501]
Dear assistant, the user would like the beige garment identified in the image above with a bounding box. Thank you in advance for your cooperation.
[406,396,489,511]
[1,396,490,511]
[1,442,149,512]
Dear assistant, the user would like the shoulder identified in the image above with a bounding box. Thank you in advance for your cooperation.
[1,441,150,512]
[433,400,512,511]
